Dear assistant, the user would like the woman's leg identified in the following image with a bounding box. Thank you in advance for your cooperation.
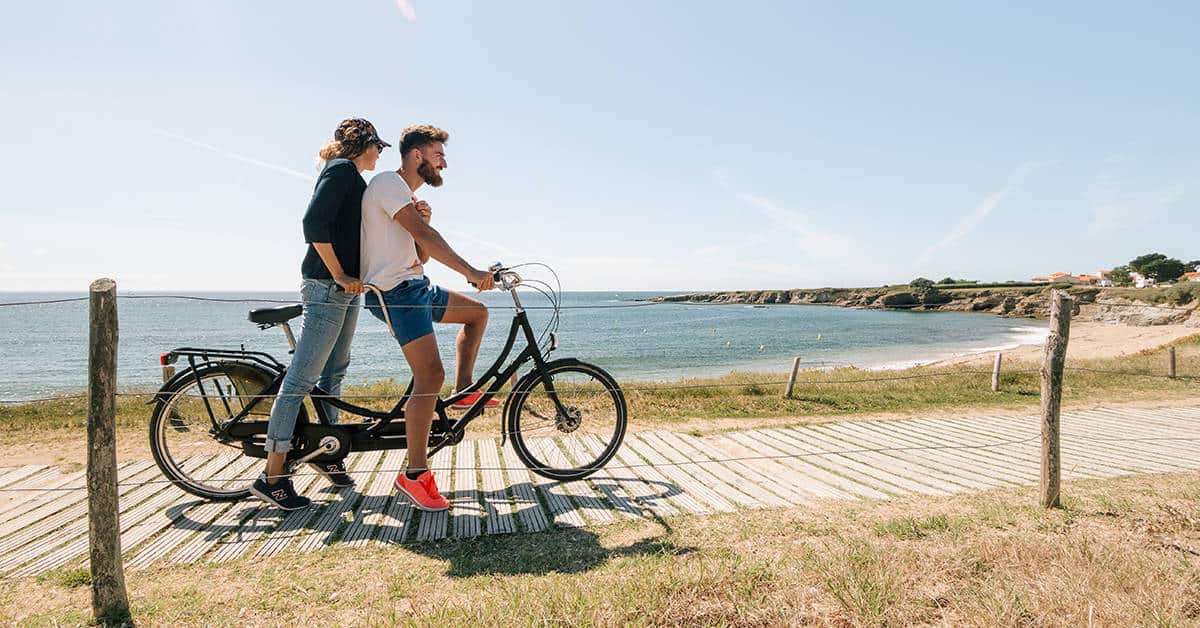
[316,295,360,425]
[398,333,445,472]
[436,291,488,391]
[262,280,350,483]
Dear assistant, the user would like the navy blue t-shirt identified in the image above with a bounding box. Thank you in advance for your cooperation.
[300,159,366,280]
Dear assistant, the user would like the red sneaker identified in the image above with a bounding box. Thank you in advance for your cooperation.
[450,391,500,409]
[394,470,450,511]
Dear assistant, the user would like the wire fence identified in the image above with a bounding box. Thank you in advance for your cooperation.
[0,290,1197,492]
[6,364,1196,406]
[2,292,1198,310]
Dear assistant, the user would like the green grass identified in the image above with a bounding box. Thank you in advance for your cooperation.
[3,335,1199,447]
[1103,283,1200,305]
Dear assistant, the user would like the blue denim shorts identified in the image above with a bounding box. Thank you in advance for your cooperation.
[365,277,450,345]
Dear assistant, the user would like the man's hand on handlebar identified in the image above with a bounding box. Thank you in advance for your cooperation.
[466,268,496,292]
[333,274,364,295]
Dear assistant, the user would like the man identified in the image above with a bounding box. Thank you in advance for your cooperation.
[360,124,497,511]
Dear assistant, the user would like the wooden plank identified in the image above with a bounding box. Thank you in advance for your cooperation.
[1071,410,1200,464]
[451,442,483,539]
[292,451,381,553]
[574,435,646,519]
[860,420,1036,484]
[127,456,260,569]
[210,461,324,563]
[797,425,968,494]
[256,452,367,557]
[0,461,149,540]
[411,445,452,543]
[824,422,1013,490]
[892,420,1041,480]
[497,442,552,534]
[0,469,88,521]
[0,466,47,489]
[674,432,815,505]
[623,434,737,513]
[932,415,1158,476]
[500,442,584,528]
[0,462,166,574]
[737,429,913,498]
[343,449,407,547]
[7,455,219,577]
[532,436,616,525]
[642,431,775,509]
[605,441,691,517]
[116,454,250,568]
[706,433,863,502]
[170,502,259,565]
[476,439,518,535]
[915,415,1142,481]
[374,469,415,546]
[1054,412,1193,470]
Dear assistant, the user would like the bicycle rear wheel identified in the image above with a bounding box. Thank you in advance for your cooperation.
[149,362,290,501]
[507,360,627,481]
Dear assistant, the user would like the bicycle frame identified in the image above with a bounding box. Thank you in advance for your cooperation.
[166,290,569,460]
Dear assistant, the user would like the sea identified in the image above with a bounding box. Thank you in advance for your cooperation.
[0,290,1048,401]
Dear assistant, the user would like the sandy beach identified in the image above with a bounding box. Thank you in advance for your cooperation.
[937,319,1199,367]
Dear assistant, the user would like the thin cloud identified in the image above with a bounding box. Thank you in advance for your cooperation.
[714,169,869,269]
[153,129,316,182]
[395,0,417,21]
[1086,167,1193,235]
[914,160,1053,267]
[440,228,516,258]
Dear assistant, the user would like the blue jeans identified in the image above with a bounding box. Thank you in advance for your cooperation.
[264,278,360,453]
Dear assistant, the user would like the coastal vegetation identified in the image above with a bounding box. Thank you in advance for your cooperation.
[7,469,1200,625]
[3,335,1196,461]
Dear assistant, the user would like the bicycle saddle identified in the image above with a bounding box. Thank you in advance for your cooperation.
[248,304,303,325]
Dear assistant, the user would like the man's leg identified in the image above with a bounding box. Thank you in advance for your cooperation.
[437,291,489,391]
[399,333,445,472]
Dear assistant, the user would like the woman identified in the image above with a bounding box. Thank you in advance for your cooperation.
[248,118,389,510]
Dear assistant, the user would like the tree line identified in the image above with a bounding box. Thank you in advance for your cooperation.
[1108,253,1199,286]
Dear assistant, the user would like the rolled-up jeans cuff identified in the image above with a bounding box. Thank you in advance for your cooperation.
[263,438,292,453]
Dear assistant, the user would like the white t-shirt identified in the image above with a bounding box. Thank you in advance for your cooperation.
[360,171,424,291]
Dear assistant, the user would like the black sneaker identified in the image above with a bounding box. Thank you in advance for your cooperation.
[249,473,311,510]
[308,461,355,488]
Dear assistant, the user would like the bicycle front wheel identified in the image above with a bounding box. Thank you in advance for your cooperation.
[507,360,627,481]
[149,362,284,501]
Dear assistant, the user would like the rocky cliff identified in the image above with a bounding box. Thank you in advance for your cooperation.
[645,287,1200,326]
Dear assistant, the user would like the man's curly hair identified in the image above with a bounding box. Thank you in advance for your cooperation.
[399,124,449,156]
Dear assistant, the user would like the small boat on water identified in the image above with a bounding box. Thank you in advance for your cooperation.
[751,305,768,309]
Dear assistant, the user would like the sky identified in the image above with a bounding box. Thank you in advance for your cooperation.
[1,1,1197,292]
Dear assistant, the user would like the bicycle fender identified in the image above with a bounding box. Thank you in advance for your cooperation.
[150,360,279,405]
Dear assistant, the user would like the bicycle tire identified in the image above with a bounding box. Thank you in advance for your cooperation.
[149,361,300,501]
[507,359,627,481]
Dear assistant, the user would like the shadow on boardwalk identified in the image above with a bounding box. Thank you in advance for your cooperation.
[155,477,688,576]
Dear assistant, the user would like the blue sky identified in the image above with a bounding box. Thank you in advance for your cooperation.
[1,1,1197,292]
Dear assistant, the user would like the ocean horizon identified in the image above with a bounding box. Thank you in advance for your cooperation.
[0,290,1048,401]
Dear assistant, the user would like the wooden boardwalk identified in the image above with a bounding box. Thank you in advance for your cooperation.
[2,405,1198,577]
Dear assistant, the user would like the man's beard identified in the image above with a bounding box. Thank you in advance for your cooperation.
[417,159,443,187]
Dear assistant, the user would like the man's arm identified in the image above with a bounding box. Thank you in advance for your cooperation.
[393,206,493,290]
[413,201,431,264]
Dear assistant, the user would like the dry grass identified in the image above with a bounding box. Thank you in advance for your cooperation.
[6,471,1200,626]
[3,335,1198,465]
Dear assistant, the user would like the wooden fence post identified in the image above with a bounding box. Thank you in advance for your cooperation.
[1168,346,1177,380]
[784,356,801,399]
[991,352,1003,392]
[87,278,130,624]
[1040,290,1071,509]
